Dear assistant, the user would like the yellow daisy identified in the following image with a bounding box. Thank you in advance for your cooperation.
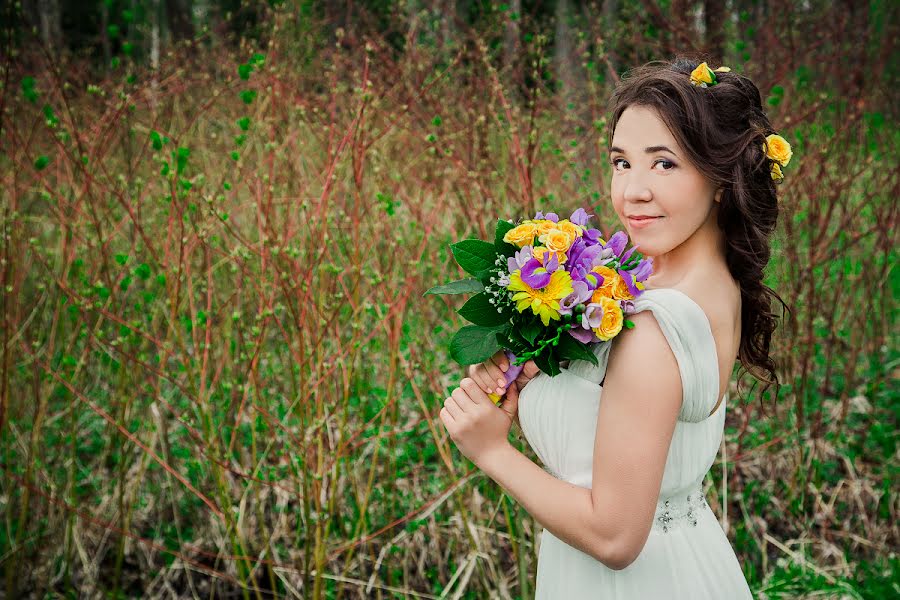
[507,269,574,326]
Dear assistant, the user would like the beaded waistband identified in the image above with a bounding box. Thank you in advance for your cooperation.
[652,488,708,533]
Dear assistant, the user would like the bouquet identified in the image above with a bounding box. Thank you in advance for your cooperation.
[426,208,654,404]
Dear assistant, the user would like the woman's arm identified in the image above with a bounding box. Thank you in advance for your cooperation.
[479,310,683,570]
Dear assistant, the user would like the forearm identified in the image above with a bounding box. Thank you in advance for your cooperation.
[477,443,622,569]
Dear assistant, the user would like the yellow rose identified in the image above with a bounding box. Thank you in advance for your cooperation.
[589,265,618,302]
[770,162,784,181]
[540,229,574,253]
[533,219,556,236]
[611,271,634,300]
[764,134,792,167]
[555,219,584,241]
[594,296,624,341]
[533,245,567,265]
[503,223,538,247]
[690,62,715,86]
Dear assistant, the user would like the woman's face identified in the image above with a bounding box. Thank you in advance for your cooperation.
[607,105,722,257]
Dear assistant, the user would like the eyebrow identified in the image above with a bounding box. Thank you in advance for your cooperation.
[608,145,678,157]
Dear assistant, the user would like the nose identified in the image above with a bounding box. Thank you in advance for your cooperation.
[623,180,653,203]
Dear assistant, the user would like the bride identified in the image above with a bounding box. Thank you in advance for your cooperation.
[439,58,788,598]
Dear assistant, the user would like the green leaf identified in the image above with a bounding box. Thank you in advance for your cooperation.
[519,319,543,345]
[494,218,516,247]
[34,155,50,170]
[449,325,503,365]
[458,293,508,327]
[238,63,253,80]
[423,279,484,296]
[237,116,251,131]
[150,130,163,150]
[555,334,599,366]
[175,147,190,174]
[21,76,38,103]
[134,263,151,280]
[623,319,635,329]
[451,239,497,277]
[114,253,129,266]
[240,90,257,105]
[533,350,561,377]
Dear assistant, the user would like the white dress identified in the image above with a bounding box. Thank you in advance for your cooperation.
[517,288,754,599]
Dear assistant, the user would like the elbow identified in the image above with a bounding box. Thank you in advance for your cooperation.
[593,537,642,571]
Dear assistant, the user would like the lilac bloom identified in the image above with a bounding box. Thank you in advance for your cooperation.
[621,299,636,314]
[583,228,604,245]
[534,211,545,220]
[591,247,616,268]
[520,258,551,288]
[620,244,638,264]
[543,212,560,223]
[544,251,560,273]
[507,246,533,274]
[568,326,596,344]
[570,208,591,227]
[558,281,592,315]
[604,231,628,257]
[582,303,604,330]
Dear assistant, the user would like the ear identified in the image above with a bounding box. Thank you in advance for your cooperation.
[714,187,724,203]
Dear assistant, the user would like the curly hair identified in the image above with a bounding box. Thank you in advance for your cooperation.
[605,57,790,403]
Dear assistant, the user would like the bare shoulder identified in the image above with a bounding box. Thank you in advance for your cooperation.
[672,269,740,328]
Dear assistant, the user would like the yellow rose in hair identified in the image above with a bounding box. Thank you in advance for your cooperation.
[594,295,624,341]
[503,223,538,247]
[764,134,792,167]
[690,62,715,86]
[770,162,784,181]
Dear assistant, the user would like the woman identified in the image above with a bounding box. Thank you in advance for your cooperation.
[439,58,788,598]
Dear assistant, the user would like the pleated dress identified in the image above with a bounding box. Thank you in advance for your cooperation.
[517,287,754,599]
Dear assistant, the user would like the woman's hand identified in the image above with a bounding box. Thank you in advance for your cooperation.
[467,351,540,428]
[467,351,541,396]
[439,377,517,468]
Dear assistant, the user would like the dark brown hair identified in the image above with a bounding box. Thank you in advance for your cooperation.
[606,57,790,402]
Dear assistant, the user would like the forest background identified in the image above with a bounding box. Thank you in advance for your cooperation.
[1,0,897,598]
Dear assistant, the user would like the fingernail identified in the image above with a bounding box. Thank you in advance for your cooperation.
[500,364,508,372]
[497,378,505,387]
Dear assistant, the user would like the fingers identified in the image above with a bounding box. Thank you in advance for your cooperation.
[491,350,509,372]
[523,360,540,377]
[460,378,489,405]
[471,360,508,396]
[444,393,463,418]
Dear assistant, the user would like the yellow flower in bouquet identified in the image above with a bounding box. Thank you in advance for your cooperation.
[508,269,574,326]
[503,222,539,247]
[540,228,576,254]
[589,265,619,301]
[594,296,624,341]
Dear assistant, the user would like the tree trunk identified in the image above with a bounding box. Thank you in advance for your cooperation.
[704,0,726,60]
[37,0,62,54]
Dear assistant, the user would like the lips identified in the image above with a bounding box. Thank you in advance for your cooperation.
[627,216,662,228]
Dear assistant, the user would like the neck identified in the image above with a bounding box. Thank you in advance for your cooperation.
[646,205,727,289]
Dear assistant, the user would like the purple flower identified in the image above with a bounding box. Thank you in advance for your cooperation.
[582,303,604,330]
[558,281,592,315]
[570,208,591,227]
[583,228,604,245]
[520,258,551,288]
[568,326,597,344]
[508,246,533,274]
[604,231,628,257]
[535,211,559,223]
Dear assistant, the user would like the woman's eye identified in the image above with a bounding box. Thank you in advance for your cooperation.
[656,159,675,170]
[610,158,627,170]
